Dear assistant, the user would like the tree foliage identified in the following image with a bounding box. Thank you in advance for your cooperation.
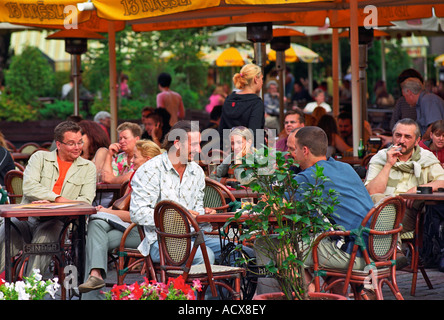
[4,46,54,105]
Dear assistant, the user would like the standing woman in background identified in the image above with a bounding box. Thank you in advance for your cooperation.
[218,64,265,151]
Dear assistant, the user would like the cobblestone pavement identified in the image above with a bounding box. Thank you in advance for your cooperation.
[49,265,443,300]
[383,268,444,300]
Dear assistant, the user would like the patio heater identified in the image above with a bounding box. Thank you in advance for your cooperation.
[47,30,105,116]
[247,22,273,98]
[357,27,373,137]
[270,35,291,131]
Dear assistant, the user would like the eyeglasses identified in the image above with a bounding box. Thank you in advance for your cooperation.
[59,140,84,147]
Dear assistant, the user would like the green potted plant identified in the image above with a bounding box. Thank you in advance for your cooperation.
[227,146,343,300]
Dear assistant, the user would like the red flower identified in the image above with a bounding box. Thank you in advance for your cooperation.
[129,282,143,300]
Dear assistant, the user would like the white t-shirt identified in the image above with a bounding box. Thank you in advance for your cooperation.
[303,101,332,113]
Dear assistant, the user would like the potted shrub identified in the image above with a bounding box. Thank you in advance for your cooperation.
[227,147,343,300]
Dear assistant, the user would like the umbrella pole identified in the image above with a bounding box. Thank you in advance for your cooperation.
[108,21,118,144]
[253,42,267,99]
[72,54,81,116]
[276,51,286,132]
[350,0,361,157]
[331,13,340,117]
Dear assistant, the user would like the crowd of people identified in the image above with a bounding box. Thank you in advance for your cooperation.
[1,63,444,300]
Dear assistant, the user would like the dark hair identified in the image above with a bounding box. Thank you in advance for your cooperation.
[294,126,328,157]
[316,114,338,145]
[337,111,352,122]
[210,105,223,121]
[78,120,111,160]
[147,112,162,124]
[285,108,305,124]
[392,118,421,139]
[154,107,171,134]
[158,72,172,88]
[54,121,82,142]
[397,68,424,85]
[162,120,199,150]
[431,120,444,136]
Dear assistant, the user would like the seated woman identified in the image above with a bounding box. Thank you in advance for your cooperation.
[79,139,162,299]
[316,114,351,157]
[211,126,255,186]
[78,120,110,166]
[98,122,141,184]
[419,119,444,164]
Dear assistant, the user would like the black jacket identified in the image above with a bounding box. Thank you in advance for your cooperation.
[218,91,265,149]
[0,147,15,186]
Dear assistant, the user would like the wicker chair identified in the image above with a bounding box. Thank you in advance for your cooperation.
[312,195,405,300]
[112,223,158,285]
[108,182,159,284]
[154,200,246,300]
[4,170,24,204]
[204,177,236,213]
[18,142,40,155]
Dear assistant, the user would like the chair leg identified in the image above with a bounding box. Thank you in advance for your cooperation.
[409,245,433,296]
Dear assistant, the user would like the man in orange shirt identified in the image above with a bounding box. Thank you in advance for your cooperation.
[0,121,96,276]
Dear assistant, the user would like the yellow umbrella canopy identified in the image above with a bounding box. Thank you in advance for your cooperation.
[268,44,320,63]
[435,54,444,67]
[213,47,249,67]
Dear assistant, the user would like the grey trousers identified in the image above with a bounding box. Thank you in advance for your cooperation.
[81,218,140,300]
[0,217,65,277]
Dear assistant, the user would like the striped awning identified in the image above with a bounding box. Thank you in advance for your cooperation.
[10,30,103,71]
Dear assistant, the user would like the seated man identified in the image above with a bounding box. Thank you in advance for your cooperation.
[0,121,96,276]
[287,126,374,275]
[364,118,444,268]
[276,109,305,152]
[130,120,221,264]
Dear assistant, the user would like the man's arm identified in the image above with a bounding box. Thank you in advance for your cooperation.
[22,152,60,202]
[365,162,392,195]
[365,148,399,195]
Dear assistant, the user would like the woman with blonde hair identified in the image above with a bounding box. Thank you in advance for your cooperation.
[79,139,161,299]
[212,126,255,185]
[218,64,265,151]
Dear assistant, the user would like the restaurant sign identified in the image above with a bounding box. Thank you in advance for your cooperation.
[0,1,91,26]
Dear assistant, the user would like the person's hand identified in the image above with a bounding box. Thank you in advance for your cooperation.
[108,142,121,155]
[189,210,200,219]
[205,208,216,215]
[386,144,402,167]
[31,200,51,204]
[153,122,163,141]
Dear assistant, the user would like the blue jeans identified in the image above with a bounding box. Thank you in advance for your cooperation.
[149,236,222,265]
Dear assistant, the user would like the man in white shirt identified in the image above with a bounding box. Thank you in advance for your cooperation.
[130,120,221,264]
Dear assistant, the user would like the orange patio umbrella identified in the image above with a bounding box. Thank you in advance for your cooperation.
[2,0,442,148]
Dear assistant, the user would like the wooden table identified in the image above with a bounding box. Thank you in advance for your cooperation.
[227,188,262,200]
[11,152,31,161]
[398,192,444,295]
[0,203,96,283]
[399,192,444,204]
[336,156,363,166]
